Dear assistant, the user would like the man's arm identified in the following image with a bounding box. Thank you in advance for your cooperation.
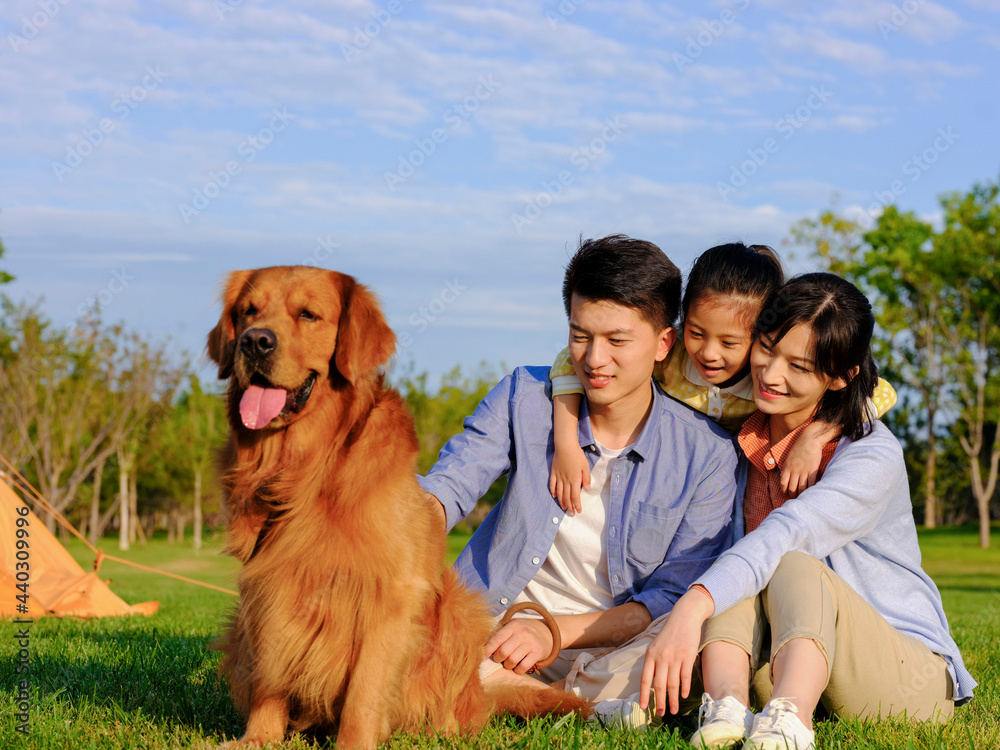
[417,373,516,530]
[485,602,652,675]
[557,601,652,648]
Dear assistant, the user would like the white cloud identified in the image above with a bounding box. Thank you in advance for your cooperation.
[818,1,968,44]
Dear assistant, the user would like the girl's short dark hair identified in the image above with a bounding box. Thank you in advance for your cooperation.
[756,272,879,441]
[562,234,682,330]
[682,242,785,326]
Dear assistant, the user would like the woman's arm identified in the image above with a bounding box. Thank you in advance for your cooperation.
[700,421,905,616]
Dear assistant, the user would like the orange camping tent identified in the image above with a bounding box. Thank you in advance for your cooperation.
[1,476,158,619]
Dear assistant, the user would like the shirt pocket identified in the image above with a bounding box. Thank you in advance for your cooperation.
[625,502,685,569]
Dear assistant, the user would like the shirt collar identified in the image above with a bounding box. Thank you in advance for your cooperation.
[578,380,663,460]
[683,350,754,400]
[737,410,836,474]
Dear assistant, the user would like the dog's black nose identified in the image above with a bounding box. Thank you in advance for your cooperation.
[240,328,277,358]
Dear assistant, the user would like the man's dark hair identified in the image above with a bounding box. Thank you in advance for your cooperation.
[562,234,682,330]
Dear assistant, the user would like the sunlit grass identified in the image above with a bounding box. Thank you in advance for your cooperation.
[1,525,996,748]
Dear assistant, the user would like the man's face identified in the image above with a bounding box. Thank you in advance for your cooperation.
[568,294,676,411]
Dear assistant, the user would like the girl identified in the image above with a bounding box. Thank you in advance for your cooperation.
[548,243,895,514]
[638,273,975,749]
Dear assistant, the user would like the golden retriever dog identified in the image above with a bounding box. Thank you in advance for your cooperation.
[207,266,590,749]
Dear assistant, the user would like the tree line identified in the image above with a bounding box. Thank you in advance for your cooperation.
[790,176,999,548]
[0,267,501,547]
[0,177,997,548]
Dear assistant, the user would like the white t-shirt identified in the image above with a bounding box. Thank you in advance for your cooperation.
[509,441,623,680]
[519,440,621,615]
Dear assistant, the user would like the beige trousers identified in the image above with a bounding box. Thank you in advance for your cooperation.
[561,613,704,714]
[702,551,953,721]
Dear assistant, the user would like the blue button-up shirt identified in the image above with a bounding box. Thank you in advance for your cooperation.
[418,365,737,620]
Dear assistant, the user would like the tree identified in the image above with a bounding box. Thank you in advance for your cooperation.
[0,235,13,285]
[391,362,505,530]
[936,180,1000,549]
[859,207,949,527]
[790,206,949,526]
[790,178,1000,546]
[0,301,182,533]
[166,375,226,549]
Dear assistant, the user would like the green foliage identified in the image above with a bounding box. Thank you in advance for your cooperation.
[1,528,996,748]
[0,312,509,542]
[0,299,183,532]
[0,236,13,285]
[391,362,508,529]
[139,375,228,523]
[789,177,1000,542]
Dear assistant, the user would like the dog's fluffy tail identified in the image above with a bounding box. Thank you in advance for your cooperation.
[485,681,593,720]
[412,568,593,733]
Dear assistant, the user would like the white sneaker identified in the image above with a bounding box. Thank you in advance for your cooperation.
[591,690,663,731]
[746,697,815,750]
[688,693,754,748]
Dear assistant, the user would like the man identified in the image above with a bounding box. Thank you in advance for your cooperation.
[419,234,737,718]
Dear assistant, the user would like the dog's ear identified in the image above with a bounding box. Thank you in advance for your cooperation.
[207,270,254,380]
[333,273,395,385]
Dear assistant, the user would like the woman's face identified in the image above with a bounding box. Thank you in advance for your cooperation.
[750,322,844,433]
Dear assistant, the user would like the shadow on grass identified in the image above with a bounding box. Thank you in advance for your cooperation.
[26,625,243,740]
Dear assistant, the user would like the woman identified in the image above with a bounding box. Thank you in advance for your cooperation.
[638,273,976,749]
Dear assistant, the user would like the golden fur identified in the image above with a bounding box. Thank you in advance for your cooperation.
[207,266,589,749]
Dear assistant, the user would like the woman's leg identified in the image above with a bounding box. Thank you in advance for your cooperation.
[769,638,827,728]
[762,551,953,722]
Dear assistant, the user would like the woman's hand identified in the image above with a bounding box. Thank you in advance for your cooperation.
[639,587,715,716]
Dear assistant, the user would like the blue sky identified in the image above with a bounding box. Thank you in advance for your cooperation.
[2,0,998,385]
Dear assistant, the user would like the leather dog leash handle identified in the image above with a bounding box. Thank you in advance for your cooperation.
[498,601,562,672]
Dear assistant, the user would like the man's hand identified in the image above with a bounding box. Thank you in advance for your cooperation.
[639,587,715,717]
[484,617,554,675]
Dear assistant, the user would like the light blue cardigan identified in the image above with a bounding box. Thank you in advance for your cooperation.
[696,420,977,705]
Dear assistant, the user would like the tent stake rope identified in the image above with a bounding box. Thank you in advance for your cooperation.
[1,453,238,597]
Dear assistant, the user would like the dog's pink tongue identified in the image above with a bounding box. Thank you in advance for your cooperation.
[239,385,287,429]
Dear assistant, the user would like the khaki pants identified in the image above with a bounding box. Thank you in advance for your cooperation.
[561,613,704,714]
[702,551,953,721]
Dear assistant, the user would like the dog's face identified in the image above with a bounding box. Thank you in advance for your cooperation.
[207,266,394,430]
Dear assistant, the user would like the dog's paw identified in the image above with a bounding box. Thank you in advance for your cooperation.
[217,734,267,749]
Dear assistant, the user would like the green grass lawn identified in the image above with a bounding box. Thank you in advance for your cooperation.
[2,525,997,748]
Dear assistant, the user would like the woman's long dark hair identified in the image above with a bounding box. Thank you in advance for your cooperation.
[755,273,878,441]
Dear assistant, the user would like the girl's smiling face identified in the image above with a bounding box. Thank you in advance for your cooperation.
[751,322,846,438]
[683,295,754,387]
